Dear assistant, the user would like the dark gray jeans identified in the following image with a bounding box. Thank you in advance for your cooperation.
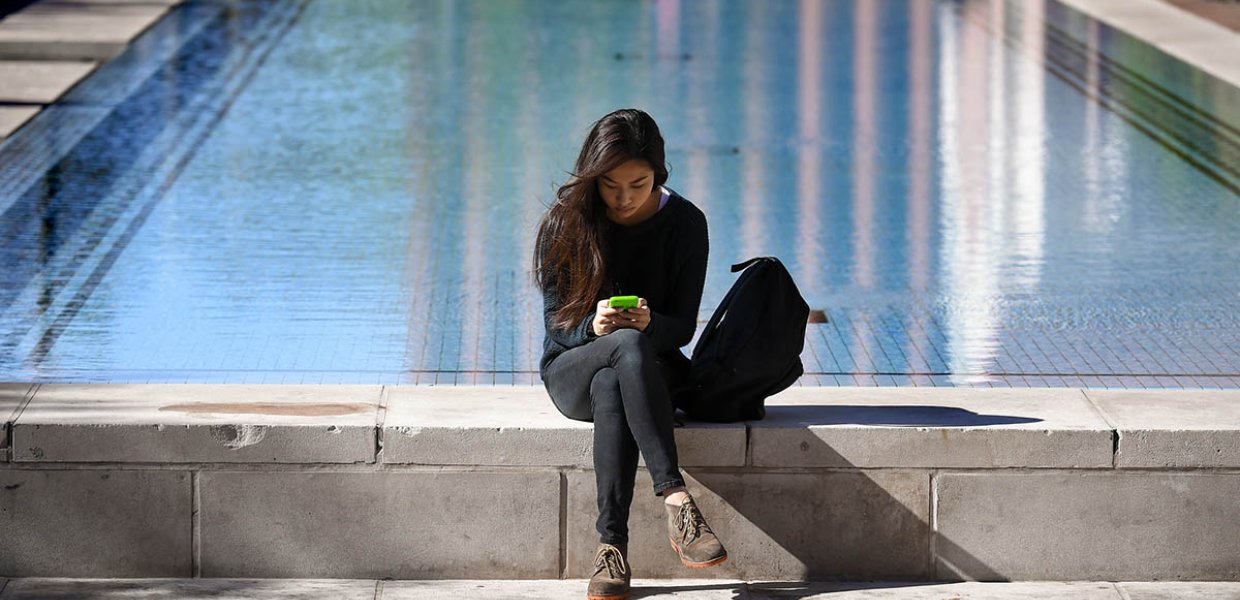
[543,328,686,545]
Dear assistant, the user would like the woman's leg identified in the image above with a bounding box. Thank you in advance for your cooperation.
[587,367,639,545]
[544,329,686,543]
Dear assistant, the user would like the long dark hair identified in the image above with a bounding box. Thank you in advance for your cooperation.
[533,108,669,330]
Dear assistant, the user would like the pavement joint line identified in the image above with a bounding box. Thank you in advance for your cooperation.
[1078,389,1120,468]
[191,469,201,578]
[558,471,567,579]
[1115,581,1134,600]
[376,385,388,462]
[928,470,938,579]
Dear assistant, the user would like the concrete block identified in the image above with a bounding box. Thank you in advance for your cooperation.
[199,469,560,578]
[566,469,930,580]
[745,581,1123,599]
[13,384,381,463]
[751,388,1112,468]
[0,578,376,599]
[1119,581,1240,599]
[0,3,168,61]
[935,472,1240,581]
[0,469,191,576]
[1087,390,1240,468]
[383,386,744,467]
[0,61,96,103]
[0,106,39,139]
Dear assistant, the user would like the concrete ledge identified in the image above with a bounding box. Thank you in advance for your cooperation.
[1,384,1239,581]
[752,388,1113,468]
[0,2,171,61]
[1087,390,1240,468]
[13,384,381,463]
[1056,0,1240,88]
[0,106,39,140]
[383,386,745,467]
[0,60,96,104]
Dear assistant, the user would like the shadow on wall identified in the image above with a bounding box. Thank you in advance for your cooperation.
[678,404,1041,585]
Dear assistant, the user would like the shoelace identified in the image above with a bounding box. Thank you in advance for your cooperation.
[676,501,710,544]
[594,545,627,579]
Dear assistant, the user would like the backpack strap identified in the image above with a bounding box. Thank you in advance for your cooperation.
[730,256,769,273]
[695,257,772,358]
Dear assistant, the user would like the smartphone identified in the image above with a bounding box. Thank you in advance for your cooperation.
[608,295,639,309]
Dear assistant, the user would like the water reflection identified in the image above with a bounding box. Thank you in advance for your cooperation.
[0,0,1236,386]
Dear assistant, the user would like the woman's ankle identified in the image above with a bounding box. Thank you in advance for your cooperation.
[663,487,689,505]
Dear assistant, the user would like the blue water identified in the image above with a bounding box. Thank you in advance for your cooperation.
[0,0,1237,387]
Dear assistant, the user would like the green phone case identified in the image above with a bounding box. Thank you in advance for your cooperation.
[608,295,639,309]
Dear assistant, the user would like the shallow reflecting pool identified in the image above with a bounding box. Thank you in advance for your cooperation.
[0,0,1237,387]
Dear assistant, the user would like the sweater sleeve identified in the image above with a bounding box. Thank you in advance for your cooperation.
[643,210,709,354]
[542,278,596,350]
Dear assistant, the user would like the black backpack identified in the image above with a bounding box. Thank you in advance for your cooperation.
[678,257,809,422]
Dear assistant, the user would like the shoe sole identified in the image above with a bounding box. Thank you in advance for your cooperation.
[668,537,729,569]
[587,593,630,600]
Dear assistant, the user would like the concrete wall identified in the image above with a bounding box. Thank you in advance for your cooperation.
[2,384,1239,581]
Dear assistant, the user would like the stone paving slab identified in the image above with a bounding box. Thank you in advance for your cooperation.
[12,579,1240,599]
[0,578,376,599]
[750,388,1112,468]
[1087,390,1240,468]
[12,384,381,463]
[384,579,744,599]
[198,470,561,579]
[0,2,170,61]
[566,469,931,580]
[935,471,1240,581]
[383,386,746,467]
[0,60,96,103]
[1120,581,1240,599]
[0,106,39,139]
[0,469,191,577]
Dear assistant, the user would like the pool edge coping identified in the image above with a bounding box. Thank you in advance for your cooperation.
[3,383,1239,470]
[1055,0,1240,89]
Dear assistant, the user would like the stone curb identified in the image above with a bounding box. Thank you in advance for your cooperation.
[5,384,1240,469]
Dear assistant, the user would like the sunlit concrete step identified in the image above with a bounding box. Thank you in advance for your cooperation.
[0,106,38,140]
[2,384,1239,581]
[0,0,175,61]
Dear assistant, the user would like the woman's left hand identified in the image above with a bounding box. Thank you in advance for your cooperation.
[617,298,651,332]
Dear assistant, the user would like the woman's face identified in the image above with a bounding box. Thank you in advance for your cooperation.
[599,158,659,225]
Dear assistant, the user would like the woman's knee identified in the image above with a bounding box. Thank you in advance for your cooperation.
[606,328,656,367]
[590,367,620,400]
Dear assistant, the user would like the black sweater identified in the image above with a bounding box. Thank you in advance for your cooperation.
[538,189,710,379]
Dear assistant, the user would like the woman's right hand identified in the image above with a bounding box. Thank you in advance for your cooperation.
[593,299,624,337]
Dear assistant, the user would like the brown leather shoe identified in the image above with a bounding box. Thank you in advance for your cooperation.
[666,496,728,568]
[587,543,630,600]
